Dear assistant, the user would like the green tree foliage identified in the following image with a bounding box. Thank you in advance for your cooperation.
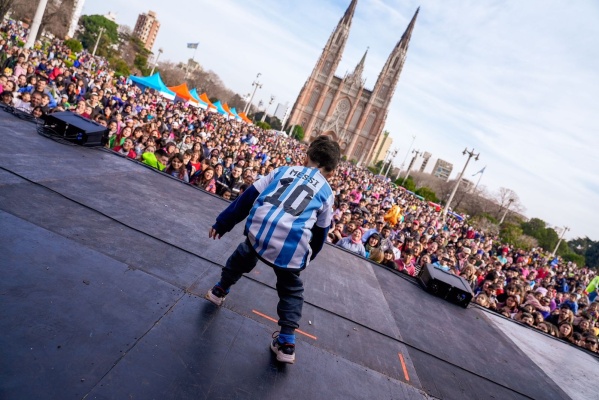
[63,38,83,53]
[521,217,559,252]
[415,187,439,203]
[396,176,416,192]
[287,125,305,141]
[110,58,130,77]
[269,116,282,131]
[562,252,586,267]
[77,15,119,56]
[255,121,271,130]
[582,241,599,269]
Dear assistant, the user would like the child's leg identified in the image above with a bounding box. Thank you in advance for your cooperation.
[273,268,304,336]
[218,239,258,291]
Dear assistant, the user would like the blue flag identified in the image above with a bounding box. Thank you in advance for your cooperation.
[187,43,199,49]
[472,166,486,176]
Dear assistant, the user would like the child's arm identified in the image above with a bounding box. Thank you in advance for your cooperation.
[309,225,330,261]
[210,185,259,239]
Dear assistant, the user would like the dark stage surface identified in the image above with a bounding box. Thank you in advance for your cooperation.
[0,111,596,400]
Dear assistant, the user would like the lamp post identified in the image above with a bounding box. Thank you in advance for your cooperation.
[498,198,514,225]
[261,95,276,123]
[442,148,480,223]
[243,73,263,115]
[397,134,416,180]
[401,149,421,186]
[551,226,570,258]
[24,0,49,49]
[150,48,163,75]
[384,149,398,178]
[92,27,105,57]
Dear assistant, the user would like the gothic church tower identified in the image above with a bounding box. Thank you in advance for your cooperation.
[287,1,419,165]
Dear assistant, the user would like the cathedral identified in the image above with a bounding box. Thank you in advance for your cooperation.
[287,0,418,165]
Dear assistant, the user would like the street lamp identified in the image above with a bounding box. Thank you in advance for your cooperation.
[401,149,422,186]
[261,95,276,123]
[442,148,480,223]
[384,148,398,178]
[150,48,163,75]
[92,27,105,57]
[243,73,263,115]
[498,198,514,225]
[551,226,570,258]
[397,135,416,180]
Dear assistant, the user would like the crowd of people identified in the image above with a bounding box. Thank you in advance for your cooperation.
[1,19,598,356]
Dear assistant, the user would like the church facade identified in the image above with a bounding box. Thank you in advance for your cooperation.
[287,0,418,165]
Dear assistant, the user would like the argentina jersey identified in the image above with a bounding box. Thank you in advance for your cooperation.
[245,165,334,270]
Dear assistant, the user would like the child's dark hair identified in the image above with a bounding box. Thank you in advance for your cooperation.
[306,135,340,172]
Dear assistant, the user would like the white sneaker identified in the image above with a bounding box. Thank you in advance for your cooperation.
[205,287,226,306]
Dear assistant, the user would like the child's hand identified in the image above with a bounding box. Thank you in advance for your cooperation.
[209,228,221,240]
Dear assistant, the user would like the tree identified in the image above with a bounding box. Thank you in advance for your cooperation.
[396,175,416,192]
[269,116,282,131]
[255,121,271,130]
[9,0,76,40]
[63,38,82,53]
[287,125,304,141]
[77,15,119,56]
[415,187,439,203]
[0,0,13,23]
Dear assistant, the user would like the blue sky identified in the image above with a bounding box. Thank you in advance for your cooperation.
[81,0,599,240]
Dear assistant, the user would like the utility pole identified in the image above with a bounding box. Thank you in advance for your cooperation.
[243,73,262,115]
[261,95,275,123]
[150,48,163,75]
[498,198,514,225]
[551,226,570,258]
[384,149,398,178]
[92,27,105,57]
[401,149,421,185]
[397,134,416,180]
[442,148,480,223]
[25,0,49,49]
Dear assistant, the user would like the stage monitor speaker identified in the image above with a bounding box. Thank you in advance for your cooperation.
[419,263,473,308]
[43,111,108,147]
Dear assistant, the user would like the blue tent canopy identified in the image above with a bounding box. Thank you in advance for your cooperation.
[230,107,242,121]
[128,73,175,100]
[189,88,209,109]
[211,100,228,116]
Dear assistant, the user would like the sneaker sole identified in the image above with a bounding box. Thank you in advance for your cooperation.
[204,291,225,306]
[270,341,295,364]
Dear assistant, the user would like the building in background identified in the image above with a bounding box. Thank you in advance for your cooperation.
[104,11,117,23]
[287,0,419,165]
[419,151,431,172]
[432,159,453,181]
[273,103,289,121]
[67,0,86,38]
[372,134,392,164]
[133,10,160,51]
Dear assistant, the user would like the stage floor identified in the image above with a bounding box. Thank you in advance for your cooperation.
[0,110,595,400]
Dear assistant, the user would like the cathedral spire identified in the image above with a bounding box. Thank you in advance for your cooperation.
[340,0,359,26]
[353,47,368,76]
[373,7,419,101]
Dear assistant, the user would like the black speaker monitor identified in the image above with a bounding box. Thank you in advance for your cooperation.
[418,263,474,308]
[44,111,108,147]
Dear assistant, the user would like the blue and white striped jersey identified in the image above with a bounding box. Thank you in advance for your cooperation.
[245,165,334,270]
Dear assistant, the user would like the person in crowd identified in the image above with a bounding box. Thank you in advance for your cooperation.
[336,228,367,257]
[195,166,217,194]
[164,153,189,182]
